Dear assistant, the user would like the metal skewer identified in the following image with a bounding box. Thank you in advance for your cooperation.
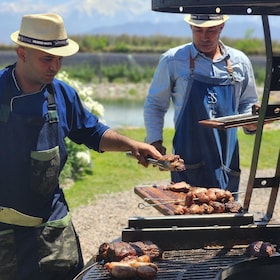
[138,199,185,209]
[144,198,183,201]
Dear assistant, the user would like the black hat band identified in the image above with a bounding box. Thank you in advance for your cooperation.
[18,34,69,47]
[191,14,224,21]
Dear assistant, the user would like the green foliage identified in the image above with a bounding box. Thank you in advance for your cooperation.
[100,64,154,83]
[69,34,280,55]
[252,65,265,86]
[63,63,156,84]
[56,71,104,183]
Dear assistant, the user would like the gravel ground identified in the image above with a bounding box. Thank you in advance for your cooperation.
[72,168,280,265]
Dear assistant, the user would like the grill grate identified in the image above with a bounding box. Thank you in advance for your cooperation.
[81,247,249,280]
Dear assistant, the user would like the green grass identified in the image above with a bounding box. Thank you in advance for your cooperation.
[64,127,280,210]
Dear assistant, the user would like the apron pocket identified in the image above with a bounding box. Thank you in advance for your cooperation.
[0,230,17,280]
[30,146,60,195]
[37,222,80,272]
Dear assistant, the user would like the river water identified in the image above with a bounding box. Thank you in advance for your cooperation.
[102,102,175,128]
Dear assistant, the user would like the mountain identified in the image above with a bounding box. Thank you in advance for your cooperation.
[88,19,280,40]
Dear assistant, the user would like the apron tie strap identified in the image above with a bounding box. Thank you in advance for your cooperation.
[46,83,59,123]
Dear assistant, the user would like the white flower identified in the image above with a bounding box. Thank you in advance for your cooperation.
[57,71,104,117]
[83,97,105,117]
[76,151,92,166]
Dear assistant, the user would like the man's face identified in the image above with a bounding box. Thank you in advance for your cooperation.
[20,47,63,86]
[191,24,224,58]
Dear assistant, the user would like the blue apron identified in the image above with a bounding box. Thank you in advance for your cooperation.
[0,65,67,221]
[172,57,240,192]
[0,65,82,279]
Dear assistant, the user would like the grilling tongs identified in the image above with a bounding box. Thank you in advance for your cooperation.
[126,151,172,171]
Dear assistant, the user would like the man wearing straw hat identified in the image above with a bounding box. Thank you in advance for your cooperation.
[144,14,258,194]
[0,13,162,280]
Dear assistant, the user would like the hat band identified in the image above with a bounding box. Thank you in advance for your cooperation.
[191,14,224,21]
[18,34,69,48]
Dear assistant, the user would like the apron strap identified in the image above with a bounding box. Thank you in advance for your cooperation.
[189,55,234,80]
[46,83,59,123]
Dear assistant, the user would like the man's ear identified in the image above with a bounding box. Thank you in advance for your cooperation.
[16,47,26,61]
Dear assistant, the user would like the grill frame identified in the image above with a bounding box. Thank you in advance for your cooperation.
[122,216,280,251]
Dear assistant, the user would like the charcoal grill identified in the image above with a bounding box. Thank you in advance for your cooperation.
[76,1,280,279]
[77,247,280,280]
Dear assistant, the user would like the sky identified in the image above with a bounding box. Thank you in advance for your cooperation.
[0,0,279,44]
[0,0,183,44]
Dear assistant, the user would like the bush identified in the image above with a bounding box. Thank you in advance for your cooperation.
[56,71,104,184]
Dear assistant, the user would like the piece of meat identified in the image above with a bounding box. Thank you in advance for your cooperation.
[104,258,158,279]
[96,241,137,262]
[137,264,158,279]
[96,241,162,263]
[201,203,215,214]
[209,201,226,213]
[136,254,151,263]
[188,204,205,214]
[130,241,162,260]
[206,189,217,201]
[165,181,192,192]
[173,204,188,215]
[195,191,210,204]
[105,262,137,279]
[185,191,195,207]
[160,154,186,172]
[212,189,234,203]
[225,201,243,213]
[246,241,276,257]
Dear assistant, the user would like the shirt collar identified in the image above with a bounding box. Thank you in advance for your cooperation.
[12,68,21,92]
[191,40,230,61]
[12,68,47,94]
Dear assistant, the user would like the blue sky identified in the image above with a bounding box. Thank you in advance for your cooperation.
[0,0,184,43]
[0,0,279,44]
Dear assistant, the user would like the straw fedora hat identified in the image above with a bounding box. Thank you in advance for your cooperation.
[184,14,229,28]
[10,13,79,57]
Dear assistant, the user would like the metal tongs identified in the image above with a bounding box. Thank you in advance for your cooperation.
[126,151,171,170]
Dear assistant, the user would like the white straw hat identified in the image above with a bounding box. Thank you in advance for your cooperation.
[184,14,229,28]
[10,13,79,57]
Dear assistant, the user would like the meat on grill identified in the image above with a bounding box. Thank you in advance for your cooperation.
[97,241,160,279]
[96,241,136,262]
[96,240,162,263]
[164,181,192,192]
[171,184,243,215]
[159,154,186,172]
[246,241,276,257]
[104,257,158,279]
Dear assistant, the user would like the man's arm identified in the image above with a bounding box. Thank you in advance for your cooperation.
[99,129,163,167]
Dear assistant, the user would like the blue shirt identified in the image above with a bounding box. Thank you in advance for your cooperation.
[0,66,110,152]
[144,41,258,144]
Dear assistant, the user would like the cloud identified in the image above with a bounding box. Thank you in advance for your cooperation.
[73,0,150,17]
[0,0,151,17]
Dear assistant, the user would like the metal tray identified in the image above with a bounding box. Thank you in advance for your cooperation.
[198,113,280,129]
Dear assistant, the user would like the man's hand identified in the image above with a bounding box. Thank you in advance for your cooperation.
[129,142,163,167]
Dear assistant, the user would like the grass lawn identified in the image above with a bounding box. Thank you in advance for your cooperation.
[64,127,280,210]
